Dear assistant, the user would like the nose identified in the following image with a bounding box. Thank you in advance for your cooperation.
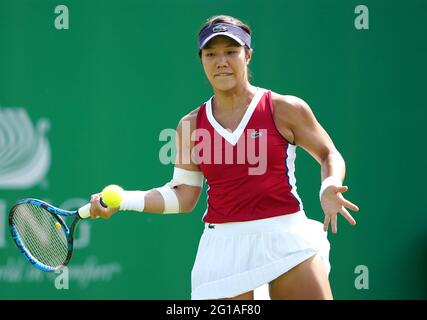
[216,53,228,68]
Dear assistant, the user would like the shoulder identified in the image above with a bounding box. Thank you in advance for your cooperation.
[271,92,312,115]
[270,91,315,126]
[177,107,200,131]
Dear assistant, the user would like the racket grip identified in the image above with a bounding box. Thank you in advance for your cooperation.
[78,198,108,219]
[78,203,91,219]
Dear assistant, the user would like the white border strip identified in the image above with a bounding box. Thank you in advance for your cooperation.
[206,88,266,146]
[285,144,303,210]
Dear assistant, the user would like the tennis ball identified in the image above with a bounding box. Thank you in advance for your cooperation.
[55,222,61,230]
[101,184,124,208]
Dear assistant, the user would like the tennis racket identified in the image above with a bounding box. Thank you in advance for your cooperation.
[9,198,105,272]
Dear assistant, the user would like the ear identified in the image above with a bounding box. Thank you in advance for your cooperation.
[246,48,253,65]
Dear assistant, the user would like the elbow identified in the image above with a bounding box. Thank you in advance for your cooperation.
[180,198,198,213]
[326,149,342,160]
[180,205,195,213]
[331,150,344,162]
[175,185,201,213]
[319,150,343,166]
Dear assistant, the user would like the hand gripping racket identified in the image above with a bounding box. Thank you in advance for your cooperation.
[8,186,122,272]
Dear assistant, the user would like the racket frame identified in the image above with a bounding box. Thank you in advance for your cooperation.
[9,198,82,272]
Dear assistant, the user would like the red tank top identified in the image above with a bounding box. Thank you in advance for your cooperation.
[195,88,302,223]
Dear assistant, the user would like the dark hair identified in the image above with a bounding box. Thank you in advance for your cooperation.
[198,15,252,37]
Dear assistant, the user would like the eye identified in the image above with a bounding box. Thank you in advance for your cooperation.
[205,52,215,57]
[227,50,238,55]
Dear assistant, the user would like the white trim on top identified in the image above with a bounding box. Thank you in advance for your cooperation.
[285,144,303,210]
[206,88,266,146]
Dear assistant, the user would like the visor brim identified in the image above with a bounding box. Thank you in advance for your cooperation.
[199,32,245,50]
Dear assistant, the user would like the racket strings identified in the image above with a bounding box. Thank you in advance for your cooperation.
[12,204,69,268]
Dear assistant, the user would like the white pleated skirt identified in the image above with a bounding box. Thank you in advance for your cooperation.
[191,211,330,300]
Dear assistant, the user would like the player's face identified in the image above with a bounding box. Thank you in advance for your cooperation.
[201,36,251,91]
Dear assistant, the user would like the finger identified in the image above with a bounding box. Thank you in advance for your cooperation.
[323,215,330,232]
[102,211,112,220]
[90,203,103,219]
[91,194,100,204]
[89,196,97,219]
[99,207,111,219]
[90,194,104,219]
[90,198,100,211]
[340,197,359,212]
[89,204,97,219]
[340,207,356,225]
[331,214,337,234]
[336,186,348,193]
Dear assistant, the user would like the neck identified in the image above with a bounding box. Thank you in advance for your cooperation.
[212,82,257,112]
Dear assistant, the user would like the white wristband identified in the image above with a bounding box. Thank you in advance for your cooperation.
[319,176,342,201]
[120,191,147,212]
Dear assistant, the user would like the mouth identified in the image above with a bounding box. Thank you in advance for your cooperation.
[214,73,233,77]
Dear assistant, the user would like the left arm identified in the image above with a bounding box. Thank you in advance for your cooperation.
[272,93,359,234]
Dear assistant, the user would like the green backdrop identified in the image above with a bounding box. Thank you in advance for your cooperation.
[1,0,426,299]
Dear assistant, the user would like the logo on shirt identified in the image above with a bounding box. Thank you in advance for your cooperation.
[251,130,263,138]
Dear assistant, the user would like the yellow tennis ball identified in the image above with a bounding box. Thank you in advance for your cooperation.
[55,222,61,230]
[101,184,124,208]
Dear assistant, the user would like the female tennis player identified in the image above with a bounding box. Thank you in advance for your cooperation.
[89,15,359,300]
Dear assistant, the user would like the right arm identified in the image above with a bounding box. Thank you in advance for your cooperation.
[90,108,203,218]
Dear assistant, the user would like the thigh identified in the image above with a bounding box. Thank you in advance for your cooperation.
[220,290,254,300]
[269,254,333,300]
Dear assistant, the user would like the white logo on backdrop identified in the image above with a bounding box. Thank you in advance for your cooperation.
[0,108,51,189]
[0,108,124,290]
